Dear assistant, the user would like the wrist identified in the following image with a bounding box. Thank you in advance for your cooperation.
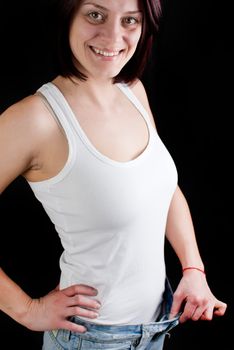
[182,266,206,276]
[19,298,39,330]
[6,293,34,327]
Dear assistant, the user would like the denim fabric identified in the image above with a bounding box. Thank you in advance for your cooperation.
[42,279,180,350]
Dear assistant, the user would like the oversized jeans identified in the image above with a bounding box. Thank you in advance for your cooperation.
[42,279,180,350]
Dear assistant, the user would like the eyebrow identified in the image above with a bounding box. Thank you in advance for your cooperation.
[82,2,141,14]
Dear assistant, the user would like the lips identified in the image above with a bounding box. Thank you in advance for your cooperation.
[90,46,122,57]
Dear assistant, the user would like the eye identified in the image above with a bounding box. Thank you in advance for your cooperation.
[122,16,141,27]
[87,11,105,23]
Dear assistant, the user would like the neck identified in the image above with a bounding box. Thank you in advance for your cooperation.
[54,75,121,108]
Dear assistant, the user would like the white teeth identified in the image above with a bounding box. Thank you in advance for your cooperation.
[92,47,120,57]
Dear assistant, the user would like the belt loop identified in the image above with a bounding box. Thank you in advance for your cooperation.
[52,329,59,337]
[62,329,71,342]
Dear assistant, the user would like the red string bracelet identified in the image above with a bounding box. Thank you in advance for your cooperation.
[182,267,206,275]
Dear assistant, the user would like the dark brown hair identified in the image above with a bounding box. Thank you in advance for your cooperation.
[56,0,161,83]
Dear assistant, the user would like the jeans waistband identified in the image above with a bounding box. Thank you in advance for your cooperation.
[72,312,180,337]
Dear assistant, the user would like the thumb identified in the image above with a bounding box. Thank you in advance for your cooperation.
[169,295,183,319]
[213,301,227,316]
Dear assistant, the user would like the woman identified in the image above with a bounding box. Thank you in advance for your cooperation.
[0,0,227,349]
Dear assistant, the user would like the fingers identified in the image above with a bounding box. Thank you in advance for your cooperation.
[180,294,215,322]
[179,299,197,323]
[213,301,227,316]
[62,319,87,333]
[192,305,212,321]
[62,284,98,297]
[169,293,183,319]
[196,300,227,321]
[180,299,227,322]
[60,284,101,321]
[170,274,227,324]
[68,294,100,309]
[66,306,99,319]
[66,294,101,319]
[200,307,213,321]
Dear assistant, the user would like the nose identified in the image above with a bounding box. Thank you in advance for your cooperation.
[99,18,124,46]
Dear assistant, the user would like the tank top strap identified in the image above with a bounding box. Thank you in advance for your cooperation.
[36,82,77,139]
[116,83,154,131]
[38,82,153,136]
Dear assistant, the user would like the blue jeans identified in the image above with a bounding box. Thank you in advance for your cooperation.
[42,279,180,350]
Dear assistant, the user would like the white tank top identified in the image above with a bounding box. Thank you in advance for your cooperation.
[28,82,178,325]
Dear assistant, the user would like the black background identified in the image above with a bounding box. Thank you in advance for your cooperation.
[0,0,233,349]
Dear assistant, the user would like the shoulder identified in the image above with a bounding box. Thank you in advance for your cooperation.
[2,92,47,124]
[128,79,157,130]
[129,79,148,102]
[1,92,57,142]
[0,94,48,191]
[0,92,60,177]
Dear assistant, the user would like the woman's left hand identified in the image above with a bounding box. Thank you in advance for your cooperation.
[169,270,227,323]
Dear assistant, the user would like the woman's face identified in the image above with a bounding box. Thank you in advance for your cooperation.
[69,0,142,81]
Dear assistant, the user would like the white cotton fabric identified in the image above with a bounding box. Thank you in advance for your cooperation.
[28,82,178,324]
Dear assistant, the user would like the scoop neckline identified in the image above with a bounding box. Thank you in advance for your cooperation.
[46,81,153,168]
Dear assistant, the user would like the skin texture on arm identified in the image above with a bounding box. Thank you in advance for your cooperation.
[0,267,100,332]
[0,98,101,332]
[108,79,227,324]
[130,82,227,322]
[0,99,37,193]
[166,186,227,322]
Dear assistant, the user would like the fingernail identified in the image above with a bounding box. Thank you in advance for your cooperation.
[80,327,87,333]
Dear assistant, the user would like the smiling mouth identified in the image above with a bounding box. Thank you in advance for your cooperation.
[90,46,122,57]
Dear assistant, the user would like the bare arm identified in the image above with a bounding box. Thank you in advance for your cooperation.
[0,100,37,193]
[0,266,100,332]
[130,81,227,322]
[166,186,227,322]
[0,99,39,326]
[0,268,35,325]
[166,186,204,269]
[0,99,100,332]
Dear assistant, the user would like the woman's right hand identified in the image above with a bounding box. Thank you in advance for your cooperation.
[22,284,101,333]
